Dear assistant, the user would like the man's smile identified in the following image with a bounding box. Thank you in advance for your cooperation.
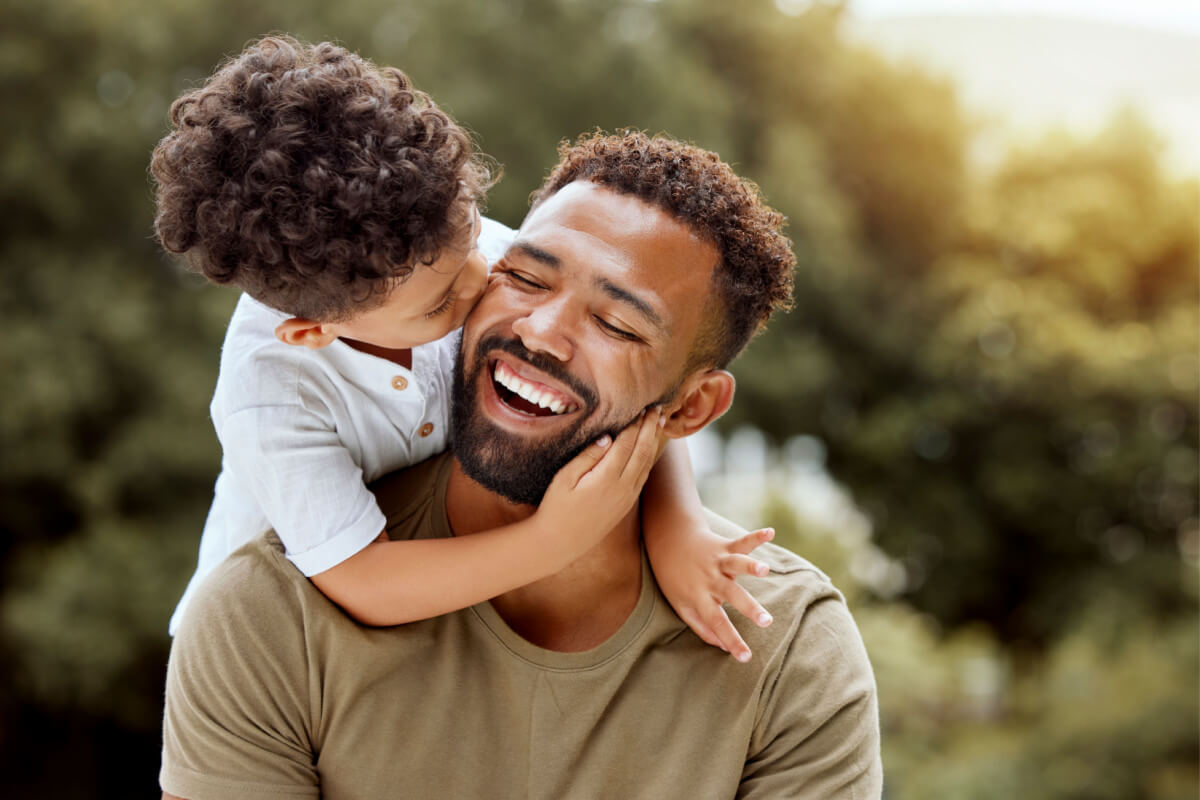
[468,334,600,432]
[491,358,581,416]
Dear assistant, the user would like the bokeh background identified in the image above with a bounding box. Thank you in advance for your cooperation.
[2,0,1196,797]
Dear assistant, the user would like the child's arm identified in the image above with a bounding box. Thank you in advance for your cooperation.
[310,409,665,626]
[642,439,775,663]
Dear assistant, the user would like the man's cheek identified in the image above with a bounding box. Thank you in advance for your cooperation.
[481,272,507,296]
[611,358,662,412]
[463,281,508,330]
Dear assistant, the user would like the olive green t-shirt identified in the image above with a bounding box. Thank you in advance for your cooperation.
[161,453,881,799]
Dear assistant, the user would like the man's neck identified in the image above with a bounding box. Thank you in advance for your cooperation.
[444,458,644,652]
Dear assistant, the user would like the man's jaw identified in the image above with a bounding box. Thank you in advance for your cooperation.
[452,343,603,507]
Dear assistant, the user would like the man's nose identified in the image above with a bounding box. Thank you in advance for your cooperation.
[511,297,573,363]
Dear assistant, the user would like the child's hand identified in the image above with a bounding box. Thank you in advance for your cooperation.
[652,526,776,663]
[534,408,666,561]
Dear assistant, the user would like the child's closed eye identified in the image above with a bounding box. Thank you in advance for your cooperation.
[425,290,457,319]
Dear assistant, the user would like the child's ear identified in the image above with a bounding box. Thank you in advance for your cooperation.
[662,369,735,439]
[275,318,339,349]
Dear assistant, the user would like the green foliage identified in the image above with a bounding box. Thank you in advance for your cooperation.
[2,0,1195,796]
[722,76,1198,646]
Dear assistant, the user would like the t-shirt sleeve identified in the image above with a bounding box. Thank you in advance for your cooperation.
[737,596,883,799]
[160,552,319,800]
[220,404,387,576]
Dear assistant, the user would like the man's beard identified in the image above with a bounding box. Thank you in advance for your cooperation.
[450,334,637,506]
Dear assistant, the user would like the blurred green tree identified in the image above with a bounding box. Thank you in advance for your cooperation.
[710,13,1198,646]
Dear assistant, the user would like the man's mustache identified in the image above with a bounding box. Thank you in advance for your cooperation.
[471,334,600,412]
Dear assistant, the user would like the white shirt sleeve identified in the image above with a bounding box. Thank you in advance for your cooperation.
[219,404,387,577]
[479,215,516,264]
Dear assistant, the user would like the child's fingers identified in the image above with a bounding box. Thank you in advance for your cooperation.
[705,606,753,663]
[599,410,648,469]
[584,412,649,494]
[726,527,774,555]
[580,408,660,491]
[717,578,773,629]
[549,431,615,490]
[718,553,770,579]
[620,407,665,484]
[678,608,724,651]
[572,410,647,486]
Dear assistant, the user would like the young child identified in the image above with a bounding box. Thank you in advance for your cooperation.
[152,35,773,661]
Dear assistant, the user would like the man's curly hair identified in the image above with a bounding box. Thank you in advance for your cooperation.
[531,131,795,370]
[151,35,493,321]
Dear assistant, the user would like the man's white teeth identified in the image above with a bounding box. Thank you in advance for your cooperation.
[493,362,578,415]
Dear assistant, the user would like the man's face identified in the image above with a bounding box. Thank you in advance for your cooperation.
[451,181,719,505]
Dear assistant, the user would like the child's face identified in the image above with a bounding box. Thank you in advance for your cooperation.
[335,206,488,350]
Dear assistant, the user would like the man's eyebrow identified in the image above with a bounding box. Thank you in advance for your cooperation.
[596,277,665,333]
[510,241,560,268]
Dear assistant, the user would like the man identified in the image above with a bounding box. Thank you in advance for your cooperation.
[161,132,882,799]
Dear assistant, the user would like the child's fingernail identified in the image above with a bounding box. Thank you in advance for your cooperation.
[756,563,769,576]
[657,411,667,428]
[763,528,775,538]
[595,435,612,448]
[737,651,752,663]
[757,612,772,626]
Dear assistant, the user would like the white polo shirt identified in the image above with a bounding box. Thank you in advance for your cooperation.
[169,217,515,634]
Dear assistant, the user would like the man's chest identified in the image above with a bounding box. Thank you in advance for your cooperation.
[309,614,764,799]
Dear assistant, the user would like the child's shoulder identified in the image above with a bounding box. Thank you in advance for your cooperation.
[479,216,516,263]
[220,293,290,358]
[212,295,332,413]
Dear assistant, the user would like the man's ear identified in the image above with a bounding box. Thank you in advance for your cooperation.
[274,318,340,349]
[663,369,735,438]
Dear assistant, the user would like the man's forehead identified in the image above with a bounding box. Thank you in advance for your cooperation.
[523,181,657,232]
[516,181,717,277]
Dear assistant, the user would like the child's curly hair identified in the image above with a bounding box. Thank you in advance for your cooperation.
[151,35,493,321]
[533,131,795,369]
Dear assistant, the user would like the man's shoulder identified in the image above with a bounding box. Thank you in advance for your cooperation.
[695,512,882,794]
[698,508,868,684]
[173,531,318,645]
